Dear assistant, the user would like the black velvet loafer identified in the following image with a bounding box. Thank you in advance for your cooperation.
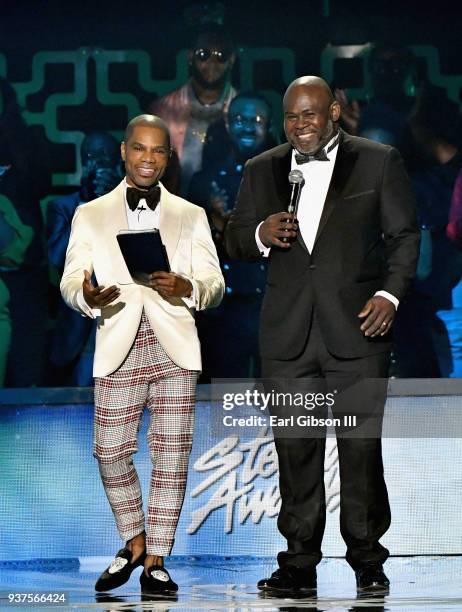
[140,566,178,595]
[95,547,146,592]
[257,566,317,595]
[355,564,390,592]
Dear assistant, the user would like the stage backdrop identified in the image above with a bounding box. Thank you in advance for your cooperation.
[1,384,461,562]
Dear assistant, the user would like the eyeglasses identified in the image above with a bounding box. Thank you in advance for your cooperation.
[193,48,230,63]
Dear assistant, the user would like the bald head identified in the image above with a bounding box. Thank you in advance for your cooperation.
[124,114,170,148]
[283,75,340,155]
[283,76,334,108]
[121,114,172,189]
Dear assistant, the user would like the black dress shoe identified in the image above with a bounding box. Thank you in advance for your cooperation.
[355,564,390,592]
[140,566,178,595]
[257,566,317,594]
[95,547,146,592]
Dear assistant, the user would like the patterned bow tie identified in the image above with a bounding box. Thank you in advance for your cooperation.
[126,184,160,211]
[294,134,340,165]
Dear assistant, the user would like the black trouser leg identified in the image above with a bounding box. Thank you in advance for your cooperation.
[274,435,326,569]
[336,436,391,570]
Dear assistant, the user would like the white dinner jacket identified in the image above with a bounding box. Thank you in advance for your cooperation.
[60,180,224,377]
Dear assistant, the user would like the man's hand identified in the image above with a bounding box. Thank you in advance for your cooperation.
[259,212,298,248]
[358,296,396,337]
[82,269,120,308]
[148,271,192,299]
[210,182,230,233]
[334,88,361,135]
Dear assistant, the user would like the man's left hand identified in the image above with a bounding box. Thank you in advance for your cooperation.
[358,296,395,337]
[148,271,192,298]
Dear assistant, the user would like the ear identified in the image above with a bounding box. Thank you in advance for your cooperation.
[330,100,341,122]
[228,52,236,68]
[120,141,126,161]
[187,50,193,66]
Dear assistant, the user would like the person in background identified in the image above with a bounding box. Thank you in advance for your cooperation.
[150,23,237,197]
[392,88,462,377]
[47,132,122,386]
[189,92,275,379]
[0,77,51,387]
[335,43,417,159]
[0,194,33,386]
[446,168,462,376]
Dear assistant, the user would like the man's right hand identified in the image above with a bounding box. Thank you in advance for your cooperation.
[82,269,120,308]
[259,212,298,248]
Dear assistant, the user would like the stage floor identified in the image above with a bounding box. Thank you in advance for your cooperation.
[1,556,461,611]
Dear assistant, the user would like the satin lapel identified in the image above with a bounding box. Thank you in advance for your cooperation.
[272,144,292,213]
[158,184,182,264]
[102,182,133,284]
[313,133,358,248]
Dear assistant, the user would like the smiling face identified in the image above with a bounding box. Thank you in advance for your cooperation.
[227,97,270,158]
[121,125,170,189]
[283,84,340,155]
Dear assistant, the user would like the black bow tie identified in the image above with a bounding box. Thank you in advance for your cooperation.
[294,134,340,165]
[126,185,160,211]
[295,150,329,164]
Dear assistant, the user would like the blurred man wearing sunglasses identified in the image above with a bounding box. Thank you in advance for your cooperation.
[150,24,237,197]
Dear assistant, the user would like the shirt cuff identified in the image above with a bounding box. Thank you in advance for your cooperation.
[181,277,197,308]
[374,290,399,310]
[255,222,271,257]
[76,288,101,318]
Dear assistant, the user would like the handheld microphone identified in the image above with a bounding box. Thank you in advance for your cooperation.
[282,169,304,243]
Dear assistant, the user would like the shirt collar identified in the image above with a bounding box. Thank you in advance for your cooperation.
[291,131,340,164]
[123,178,162,211]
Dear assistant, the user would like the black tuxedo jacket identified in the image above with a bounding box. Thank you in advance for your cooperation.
[224,130,420,360]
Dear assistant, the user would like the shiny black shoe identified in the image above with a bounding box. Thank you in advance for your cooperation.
[140,566,178,595]
[95,547,146,592]
[257,566,317,595]
[355,564,390,593]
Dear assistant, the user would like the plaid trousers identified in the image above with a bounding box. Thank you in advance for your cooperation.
[93,311,197,555]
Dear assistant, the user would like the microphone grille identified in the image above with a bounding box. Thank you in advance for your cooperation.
[288,169,304,185]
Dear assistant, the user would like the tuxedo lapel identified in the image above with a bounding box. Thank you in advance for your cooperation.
[313,131,358,248]
[271,144,292,213]
[101,182,183,283]
[101,182,133,284]
[158,184,182,264]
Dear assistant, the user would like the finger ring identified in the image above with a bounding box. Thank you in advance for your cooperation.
[382,321,387,327]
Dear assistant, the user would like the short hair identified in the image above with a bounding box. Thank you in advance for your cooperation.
[124,114,170,148]
[229,91,272,119]
[80,131,119,164]
[191,23,234,54]
[369,43,415,69]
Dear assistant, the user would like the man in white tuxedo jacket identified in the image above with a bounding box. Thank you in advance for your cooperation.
[61,115,224,595]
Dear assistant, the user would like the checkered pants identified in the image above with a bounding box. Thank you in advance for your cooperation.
[93,311,197,555]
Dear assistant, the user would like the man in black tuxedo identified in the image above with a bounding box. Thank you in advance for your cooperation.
[225,76,419,595]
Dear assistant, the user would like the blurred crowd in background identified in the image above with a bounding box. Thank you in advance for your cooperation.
[1,18,462,387]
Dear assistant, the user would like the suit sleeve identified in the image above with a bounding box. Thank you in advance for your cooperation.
[190,207,225,311]
[224,160,263,261]
[47,199,73,270]
[380,147,420,300]
[60,206,94,315]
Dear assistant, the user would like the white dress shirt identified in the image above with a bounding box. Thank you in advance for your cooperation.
[76,179,196,317]
[255,135,399,309]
